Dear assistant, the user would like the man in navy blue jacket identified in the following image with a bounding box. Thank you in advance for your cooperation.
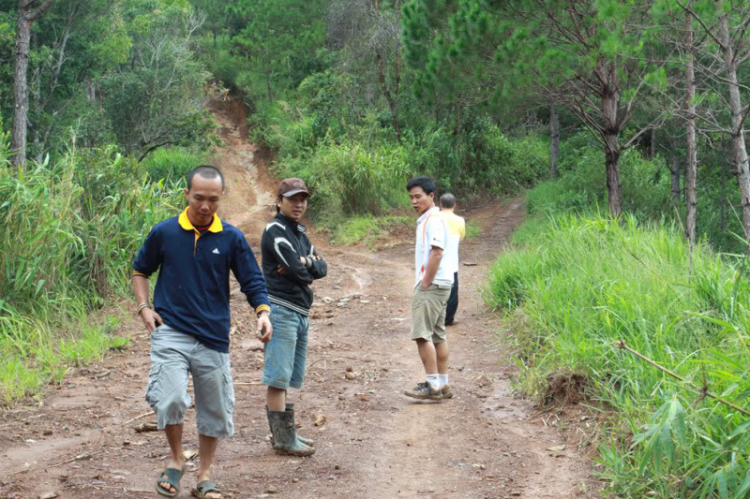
[133,165,271,499]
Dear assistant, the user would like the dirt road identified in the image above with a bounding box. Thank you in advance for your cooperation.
[0,100,596,499]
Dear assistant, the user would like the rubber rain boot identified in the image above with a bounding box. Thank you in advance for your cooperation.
[265,405,314,448]
[267,410,315,457]
[286,403,314,447]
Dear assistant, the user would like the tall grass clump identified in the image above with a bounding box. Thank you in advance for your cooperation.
[331,214,411,246]
[486,212,750,497]
[0,137,181,404]
[141,147,209,186]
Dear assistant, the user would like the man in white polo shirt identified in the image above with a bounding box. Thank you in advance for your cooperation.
[404,176,454,400]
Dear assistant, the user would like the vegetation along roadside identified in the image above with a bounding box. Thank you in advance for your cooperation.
[487,210,750,498]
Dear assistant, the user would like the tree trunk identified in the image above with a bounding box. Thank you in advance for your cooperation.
[32,30,42,164]
[85,78,95,101]
[721,161,727,233]
[35,2,75,163]
[685,7,697,247]
[11,11,33,170]
[604,136,623,217]
[599,62,623,218]
[670,155,681,202]
[549,106,559,178]
[265,52,272,101]
[719,162,727,234]
[10,0,55,171]
[719,7,750,245]
[374,48,402,143]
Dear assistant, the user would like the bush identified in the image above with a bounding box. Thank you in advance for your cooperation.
[248,70,551,217]
[0,138,178,404]
[403,121,549,195]
[526,135,673,221]
[275,141,410,217]
[487,212,750,497]
[0,144,180,307]
[141,147,209,186]
[331,214,411,245]
[525,131,750,253]
[198,34,244,90]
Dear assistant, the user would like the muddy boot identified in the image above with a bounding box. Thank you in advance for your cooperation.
[285,404,314,447]
[267,410,315,457]
[265,406,314,448]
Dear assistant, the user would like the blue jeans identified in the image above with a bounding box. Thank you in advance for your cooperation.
[261,303,309,390]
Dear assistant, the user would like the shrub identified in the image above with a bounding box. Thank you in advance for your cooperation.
[1,144,179,309]
[275,141,410,217]
[0,138,178,404]
[249,70,551,215]
[331,214,411,245]
[403,121,549,195]
[526,136,673,222]
[141,147,209,186]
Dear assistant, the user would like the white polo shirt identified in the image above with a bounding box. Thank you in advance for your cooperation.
[414,206,454,288]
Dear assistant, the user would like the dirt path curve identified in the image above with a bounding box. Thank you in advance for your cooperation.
[0,100,596,499]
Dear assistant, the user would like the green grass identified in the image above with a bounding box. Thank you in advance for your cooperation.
[465,219,481,239]
[0,307,131,405]
[486,212,750,498]
[0,357,45,404]
[58,316,128,367]
[141,147,209,186]
[331,215,411,246]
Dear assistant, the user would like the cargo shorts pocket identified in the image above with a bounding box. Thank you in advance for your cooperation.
[221,365,235,415]
[145,364,162,407]
[412,286,425,305]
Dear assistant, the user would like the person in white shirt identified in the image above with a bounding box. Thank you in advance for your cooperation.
[439,193,465,326]
[404,177,454,401]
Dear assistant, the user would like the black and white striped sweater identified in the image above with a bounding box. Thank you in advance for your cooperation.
[260,213,327,315]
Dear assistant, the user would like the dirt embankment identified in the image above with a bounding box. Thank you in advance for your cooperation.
[0,98,598,499]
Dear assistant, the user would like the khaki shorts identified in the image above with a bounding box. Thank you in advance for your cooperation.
[410,284,451,343]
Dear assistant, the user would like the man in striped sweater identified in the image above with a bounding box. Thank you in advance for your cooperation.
[260,178,327,457]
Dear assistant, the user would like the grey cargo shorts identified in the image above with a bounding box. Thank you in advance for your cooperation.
[145,324,235,438]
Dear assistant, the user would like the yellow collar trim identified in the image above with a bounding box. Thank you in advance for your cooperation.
[178,207,223,233]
